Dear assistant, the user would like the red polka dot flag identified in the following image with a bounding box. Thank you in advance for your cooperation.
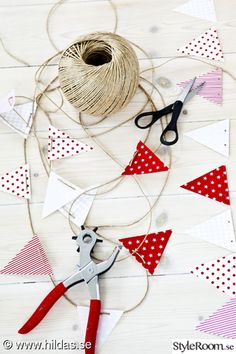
[48,124,93,161]
[177,27,224,62]
[119,230,172,274]
[190,254,236,297]
[122,141,169,175]
[0,235,52,276]
[180,165,230,205]
[0,164,31,199]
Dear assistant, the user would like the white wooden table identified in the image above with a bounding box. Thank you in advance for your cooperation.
[0,1,236,353]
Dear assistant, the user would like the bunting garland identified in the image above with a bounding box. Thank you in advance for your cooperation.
[48,125,93,161]
[177,27,224,62]
[186,210,236,252]
[77,306,123,350]
[0,102,34,139]
[180,165,230,205]
[0,164,31,199]
[42,172,83,218]
[0,235,52,276]
[184,119,229,157]
[190,254,236,297]
[174,0,217,23]
[119,230,172,274]
[122,141,169,175]
[196,297,236,339]
[178,68,223,105]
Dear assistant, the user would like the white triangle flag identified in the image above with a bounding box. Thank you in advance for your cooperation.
[42,172,82,218]
[185,120,229,157]
[187,210,236,252]
[77,306,123,351]
[177,27,224,62]
[48,125,93,161]
[174,0,217,23]
[1,102,34,139]
[60,186,96,227]
[0,164,31,199]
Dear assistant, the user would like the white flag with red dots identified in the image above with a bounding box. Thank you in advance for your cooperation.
[0,164,31,199]
[48,125,93,161]
[177,27,224,62]
[190,254,236,297]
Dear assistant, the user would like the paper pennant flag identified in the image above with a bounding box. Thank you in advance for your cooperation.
[122,141,169,175]
[119,230,172,274]
[178,68,223,105]
[48,125,93,161]
[196,297,236,339]
[174,0,217,23]
[190,254,236,297]
[185,119,229,157]
[0,90,15,114]
[0,102,34,139]
[187,210,236,252]
[177,27,224,62]
[42,172,82,218]
[180,165,230,205]
[77,306,123,351]
[0,164,31,199]
[60,186,96,227]
[0,234,52,275]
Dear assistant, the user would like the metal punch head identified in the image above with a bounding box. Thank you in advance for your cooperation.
[72,226,103,254]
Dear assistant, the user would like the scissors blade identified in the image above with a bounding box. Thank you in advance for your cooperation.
[184,81,205,104]
[178,77,197,103]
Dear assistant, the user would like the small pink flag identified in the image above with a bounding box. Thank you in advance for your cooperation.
[0,235,53,276]
[178,68,223,105]
[196,297,236,339]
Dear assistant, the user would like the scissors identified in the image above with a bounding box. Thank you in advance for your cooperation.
[135,77,205,146]
[18,226,122,354]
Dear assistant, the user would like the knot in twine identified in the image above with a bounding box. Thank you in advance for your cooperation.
[59,32,139,117]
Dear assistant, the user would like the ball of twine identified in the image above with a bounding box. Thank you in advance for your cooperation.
[59,32,139,117]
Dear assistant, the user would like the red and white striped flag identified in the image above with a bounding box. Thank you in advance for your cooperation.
[0,235,52,276]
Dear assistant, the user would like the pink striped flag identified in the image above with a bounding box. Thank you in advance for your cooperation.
[196,297,236,339]
[178,68,223,105]
[0,235,52,275]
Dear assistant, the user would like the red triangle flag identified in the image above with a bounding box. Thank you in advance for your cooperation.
[180,165,230,205]
[122,141,169,175]
[119,230,172,274]
[0,235,53,276]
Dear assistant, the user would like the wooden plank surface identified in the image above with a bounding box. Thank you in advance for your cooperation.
[0,1,236,353]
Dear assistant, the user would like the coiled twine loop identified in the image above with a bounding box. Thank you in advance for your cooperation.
[59,32,139,117]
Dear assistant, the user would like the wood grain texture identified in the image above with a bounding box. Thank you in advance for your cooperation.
[0,0,236,353]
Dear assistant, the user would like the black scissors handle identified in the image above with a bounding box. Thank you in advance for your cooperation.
[160,100,183,146]
[134,104,174,129]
